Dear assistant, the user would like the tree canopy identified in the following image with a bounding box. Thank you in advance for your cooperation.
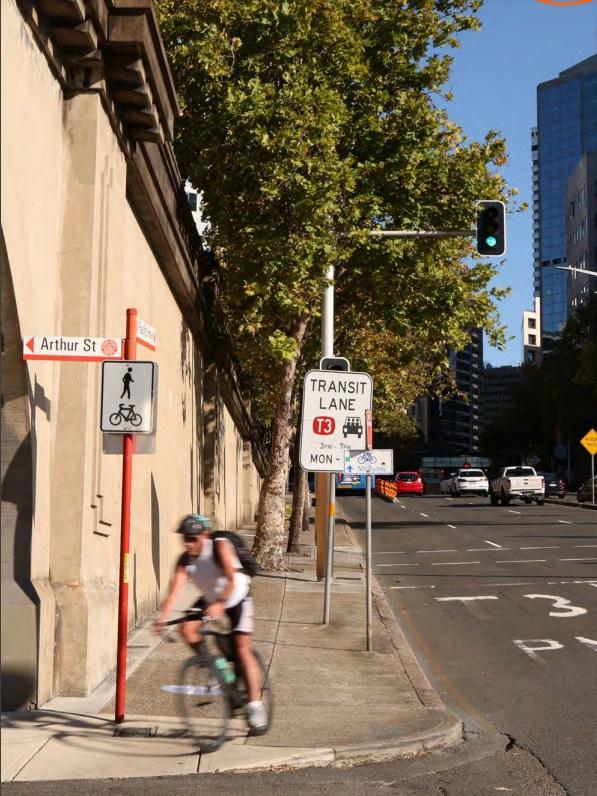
[156,0,516,566]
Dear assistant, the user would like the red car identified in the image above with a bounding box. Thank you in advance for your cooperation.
[394,471,424,496]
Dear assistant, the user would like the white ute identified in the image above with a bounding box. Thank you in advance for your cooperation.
[490,466,545,506]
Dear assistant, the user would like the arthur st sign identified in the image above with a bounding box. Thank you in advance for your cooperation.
[299,369,373,472]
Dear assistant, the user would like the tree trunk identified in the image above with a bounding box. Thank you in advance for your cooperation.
[252,316,308,570]
[287,438,307,554]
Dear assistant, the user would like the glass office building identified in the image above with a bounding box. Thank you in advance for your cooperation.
[534,55,597,352]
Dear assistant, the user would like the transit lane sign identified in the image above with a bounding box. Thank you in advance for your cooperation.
[580,428,597,456]
[101,361,157,433]
[344,449,393,476]
[23,336,122,362]
[299,369,373,472]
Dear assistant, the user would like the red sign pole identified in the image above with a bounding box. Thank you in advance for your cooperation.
[365,409,373,451]
[115,308,137,723]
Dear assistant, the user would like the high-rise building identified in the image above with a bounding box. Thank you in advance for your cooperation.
[522,296,541,365]
[482,364,522,429]
[414,329,483,456]
[534,55,597,353]
[566,151,597,313]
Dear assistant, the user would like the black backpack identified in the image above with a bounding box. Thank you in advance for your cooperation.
[211,530,259,577]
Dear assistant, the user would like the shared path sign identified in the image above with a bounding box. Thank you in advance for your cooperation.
[299,369,373,472]
[101,361,157,434]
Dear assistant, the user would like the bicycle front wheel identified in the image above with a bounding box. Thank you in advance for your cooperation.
[179,655,230,753]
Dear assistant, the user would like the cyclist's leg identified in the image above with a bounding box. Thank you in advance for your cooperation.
[227,598,261,702]
[180,597,206,652]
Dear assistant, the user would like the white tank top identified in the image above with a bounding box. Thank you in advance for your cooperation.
[189,538,250,606]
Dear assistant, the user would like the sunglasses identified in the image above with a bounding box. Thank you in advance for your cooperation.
[183,534,200,543]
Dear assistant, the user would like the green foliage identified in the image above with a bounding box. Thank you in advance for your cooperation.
[481,296,597,477]
[156,0,512,434]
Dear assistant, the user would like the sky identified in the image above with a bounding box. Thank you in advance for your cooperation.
[444,0,597,366]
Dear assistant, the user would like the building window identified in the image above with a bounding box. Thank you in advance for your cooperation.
[528,318,536,329]
[527,351,535,363]
[187,192,198,211]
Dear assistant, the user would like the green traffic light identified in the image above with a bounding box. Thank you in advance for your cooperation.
[485,236,497,248]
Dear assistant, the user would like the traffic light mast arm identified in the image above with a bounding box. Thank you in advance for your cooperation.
[367,229,473,238]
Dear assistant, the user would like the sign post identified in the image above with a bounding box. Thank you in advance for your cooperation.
[344,448,394,650]
[299,369,372,624]
[580,429,597,505]
[115,308,137,724]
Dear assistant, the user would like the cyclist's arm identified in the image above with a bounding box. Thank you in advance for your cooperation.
[205,539,237,619]
[153,564,188,634]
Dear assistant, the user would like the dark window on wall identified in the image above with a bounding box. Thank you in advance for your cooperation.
[528,318,536,329]
[187,192,198,211]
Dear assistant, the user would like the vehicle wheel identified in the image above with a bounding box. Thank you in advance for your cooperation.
[490,494,498,506]
[524,498,532,504]
[178,655,230,752]
[537,500,544,506]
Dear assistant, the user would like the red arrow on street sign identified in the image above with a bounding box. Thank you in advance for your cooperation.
[25,337,35,352]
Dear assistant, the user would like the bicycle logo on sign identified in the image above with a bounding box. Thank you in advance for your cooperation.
[357,451,377,465]
[109,403,142,427]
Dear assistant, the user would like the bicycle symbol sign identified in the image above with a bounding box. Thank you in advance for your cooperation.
[101,361,157,434]
[344,449,393,476]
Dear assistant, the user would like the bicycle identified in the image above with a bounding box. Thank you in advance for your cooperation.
[109,403,142,427]
[160,609,273,753]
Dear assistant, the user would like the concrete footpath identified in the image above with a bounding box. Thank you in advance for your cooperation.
[1,512,462,782]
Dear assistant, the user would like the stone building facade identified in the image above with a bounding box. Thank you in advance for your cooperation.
[1,0,265,709]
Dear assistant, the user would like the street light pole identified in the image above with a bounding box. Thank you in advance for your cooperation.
[322,265,336,625]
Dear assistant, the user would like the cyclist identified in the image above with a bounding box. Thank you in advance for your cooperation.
[153,514,267,733]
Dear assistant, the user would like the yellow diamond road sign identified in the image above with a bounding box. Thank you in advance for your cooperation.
[580,428,597,456]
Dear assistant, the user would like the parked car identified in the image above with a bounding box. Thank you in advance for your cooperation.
[489,466,545,506]
[449,468,489,497]
[394,471,424,496]
[537,471,566,499]
[440,472,456,494]
[577,476,597,503]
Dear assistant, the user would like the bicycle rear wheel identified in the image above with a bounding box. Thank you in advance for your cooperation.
[178,655,230,752]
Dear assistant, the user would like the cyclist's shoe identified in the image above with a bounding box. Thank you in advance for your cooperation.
[247,700,268,735]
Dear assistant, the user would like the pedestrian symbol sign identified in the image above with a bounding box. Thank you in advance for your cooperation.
[101,361,157,433]
[299,369,373,472]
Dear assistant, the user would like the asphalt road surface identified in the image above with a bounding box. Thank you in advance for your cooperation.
[343,492,597,796]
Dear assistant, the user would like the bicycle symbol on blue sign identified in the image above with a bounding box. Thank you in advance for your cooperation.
[357,452,377,465]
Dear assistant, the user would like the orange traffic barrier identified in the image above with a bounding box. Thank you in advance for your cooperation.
[375,478,398,500]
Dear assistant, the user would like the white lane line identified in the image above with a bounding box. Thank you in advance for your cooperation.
[420,512,428,517]
[375,551,406,555]
[417,549,458,554]
[508,510,522,515]
[431,561,481,566]
[497,559,546,564]
[390,585,436,590]
[520,546,559,550]
[376,563,418,567]
[485,540,502,549]
[447,524,457,529]
[435,596,498,602]
[467,547,510,552]
[560,558,597,562]
[558,520,573,525]
[573,545,597,549]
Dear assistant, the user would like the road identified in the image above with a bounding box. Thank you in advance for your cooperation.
[343,492,597,796]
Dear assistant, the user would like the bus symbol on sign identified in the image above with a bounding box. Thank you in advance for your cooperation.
[313,416,335,435]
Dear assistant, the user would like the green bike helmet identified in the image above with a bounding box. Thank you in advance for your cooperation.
[176,514,211,536]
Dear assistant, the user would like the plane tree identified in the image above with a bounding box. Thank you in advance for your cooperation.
[156,0,512,569]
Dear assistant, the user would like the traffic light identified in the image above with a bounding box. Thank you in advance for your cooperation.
[320,356,350,371]
[476,200,506,256]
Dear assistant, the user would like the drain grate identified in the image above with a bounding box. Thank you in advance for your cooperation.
[113,726,158,738]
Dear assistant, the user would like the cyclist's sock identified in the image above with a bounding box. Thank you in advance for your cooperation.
[190,641,202,655]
